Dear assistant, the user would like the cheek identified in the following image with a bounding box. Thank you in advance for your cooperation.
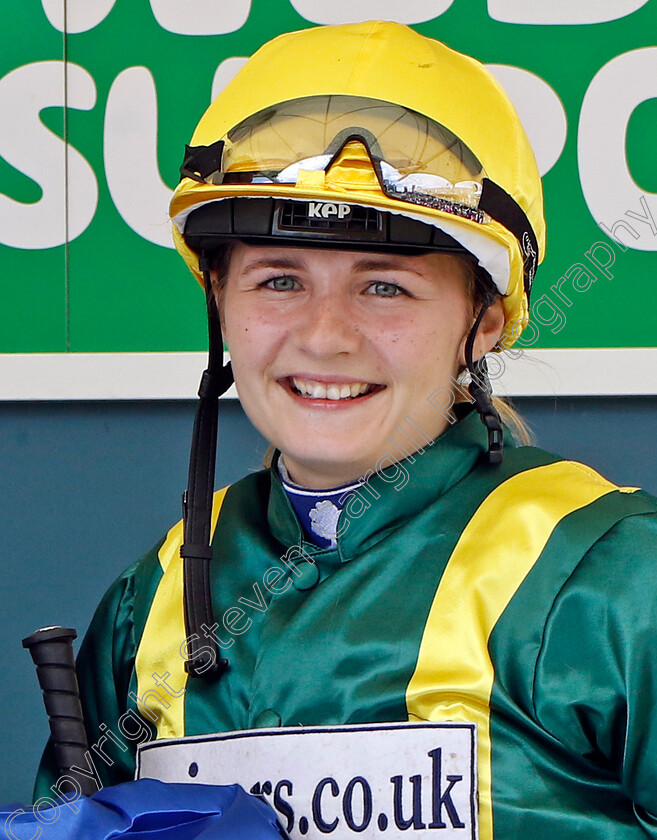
[224,319,260,361]
[223,304,285,372]
[377,306,469,366]
[222,293,256,342]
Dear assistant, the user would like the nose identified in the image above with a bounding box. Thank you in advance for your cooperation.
[294,294,362,358]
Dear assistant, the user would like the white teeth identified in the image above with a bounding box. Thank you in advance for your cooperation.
[291,377,374,400]
[309,382,327,399]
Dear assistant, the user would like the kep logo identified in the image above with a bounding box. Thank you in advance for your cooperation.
[308,202,352,220]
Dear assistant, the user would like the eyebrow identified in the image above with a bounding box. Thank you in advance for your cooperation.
[240,256,306,273]
[239,254,426,276]
[351,257,425,275]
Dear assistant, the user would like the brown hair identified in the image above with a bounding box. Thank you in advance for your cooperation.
[459,258,533,445]
[208,242,235,301]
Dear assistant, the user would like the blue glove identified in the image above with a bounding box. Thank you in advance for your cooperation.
[2,779,285,839]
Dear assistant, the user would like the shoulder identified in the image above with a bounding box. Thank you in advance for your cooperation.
[530,468,657,666]
[556,492,657,603]
[155,468,273,563]
[532,487,657,733]
[500,444,657,517]
[476,446,657,596]
[127,467,273,606]
[75,469,274,697]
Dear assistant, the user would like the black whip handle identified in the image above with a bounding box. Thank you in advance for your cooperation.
[22,626,97,796]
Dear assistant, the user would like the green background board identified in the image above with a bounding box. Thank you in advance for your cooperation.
[0,2,67,352]
[1,0,657,355]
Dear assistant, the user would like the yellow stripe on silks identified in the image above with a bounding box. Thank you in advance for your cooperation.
[405,461,637,840]
[135,486,229,739]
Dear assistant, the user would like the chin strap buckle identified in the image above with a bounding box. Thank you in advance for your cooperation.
[467,353,504,467]
[464,301,505,467]
[184,651,229,679]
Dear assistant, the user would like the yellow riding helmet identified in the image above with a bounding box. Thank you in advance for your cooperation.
[170,20,546,347]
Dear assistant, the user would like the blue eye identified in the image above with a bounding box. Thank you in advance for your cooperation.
[368,281,404,297]
[265,276,297,291]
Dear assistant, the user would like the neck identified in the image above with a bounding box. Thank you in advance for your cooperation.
[278,454,366,491]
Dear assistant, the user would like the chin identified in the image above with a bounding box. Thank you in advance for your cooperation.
[281,446,372,484]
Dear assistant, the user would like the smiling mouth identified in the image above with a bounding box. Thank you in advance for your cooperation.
[287,376,385,401]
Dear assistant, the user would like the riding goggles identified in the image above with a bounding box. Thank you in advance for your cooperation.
[180,95,538,298]
[182,95,489,224]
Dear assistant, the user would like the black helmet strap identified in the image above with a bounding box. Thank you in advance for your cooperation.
[181,257,233,680]
[464,305,504,466]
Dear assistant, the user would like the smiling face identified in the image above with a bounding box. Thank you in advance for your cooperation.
[216,241,503,488]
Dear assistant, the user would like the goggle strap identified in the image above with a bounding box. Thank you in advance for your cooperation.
[480,178,538,299]
[181,265,233,680]
[180,140,225,183]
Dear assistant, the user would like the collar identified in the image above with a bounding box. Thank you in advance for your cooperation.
[278,460,362,549]
[266,407,492,561]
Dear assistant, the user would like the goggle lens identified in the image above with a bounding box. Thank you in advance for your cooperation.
[206,95,489,224]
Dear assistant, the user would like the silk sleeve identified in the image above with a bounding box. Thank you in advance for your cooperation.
[533,506,657,832]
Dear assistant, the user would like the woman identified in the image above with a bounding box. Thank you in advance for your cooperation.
[36,21,657,839]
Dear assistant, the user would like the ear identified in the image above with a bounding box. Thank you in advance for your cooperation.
[458,298,505,367]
